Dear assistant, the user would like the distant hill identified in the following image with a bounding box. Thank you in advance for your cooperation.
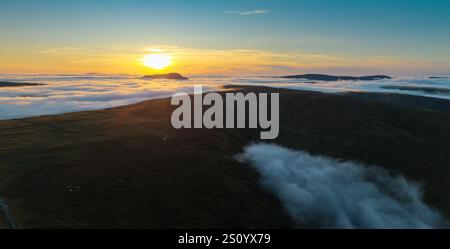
[280,74,391,81]
[0,82,43,87]
[381,85,450,95]
[141,73,189,80]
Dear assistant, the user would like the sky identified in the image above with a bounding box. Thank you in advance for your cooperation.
[0,0,449,75]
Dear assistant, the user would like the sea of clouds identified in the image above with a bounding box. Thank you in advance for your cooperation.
[238,143,448,229]
[0,74,220,120]
[0,74,449,120]
[227,75,450,100]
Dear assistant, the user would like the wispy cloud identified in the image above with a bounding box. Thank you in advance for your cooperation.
[225,9,270,16]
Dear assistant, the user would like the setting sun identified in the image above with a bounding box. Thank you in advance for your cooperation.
[143,54,172,70]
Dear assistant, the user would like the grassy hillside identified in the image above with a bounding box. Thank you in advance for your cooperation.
[0,87,449,228]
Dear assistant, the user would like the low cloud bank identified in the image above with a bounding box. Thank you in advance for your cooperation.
[229,76,450,100]
[0,75,218,120]
[1,75,449,120]
[239,143,448,228]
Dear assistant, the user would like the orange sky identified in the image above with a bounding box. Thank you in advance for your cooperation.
[1,44,449,76]
[1,1,449,76]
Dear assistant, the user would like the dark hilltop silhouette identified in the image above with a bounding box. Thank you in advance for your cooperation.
[381,85,450,95]
[281,74,391,81]
[429,76,448,79]
[141,73,189,80]
[0,82,44,87]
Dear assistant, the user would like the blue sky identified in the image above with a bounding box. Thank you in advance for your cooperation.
[1,0,449,75]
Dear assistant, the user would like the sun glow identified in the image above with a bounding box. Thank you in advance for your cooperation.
[143,54,172,70]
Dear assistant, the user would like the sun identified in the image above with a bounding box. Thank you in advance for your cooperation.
[143,54,172,70]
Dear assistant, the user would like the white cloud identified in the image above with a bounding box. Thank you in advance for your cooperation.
[225,9,270,16]
[0,75,219,120]
[1,75,449,120]
[238,143,448,228]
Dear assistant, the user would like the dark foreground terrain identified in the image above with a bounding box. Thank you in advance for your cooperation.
[0,87,449,228]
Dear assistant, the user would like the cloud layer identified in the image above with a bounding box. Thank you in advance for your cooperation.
[227,75,450,100]
[0,74,449,120]
[0,75,219,120]
[239,143,448,228]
